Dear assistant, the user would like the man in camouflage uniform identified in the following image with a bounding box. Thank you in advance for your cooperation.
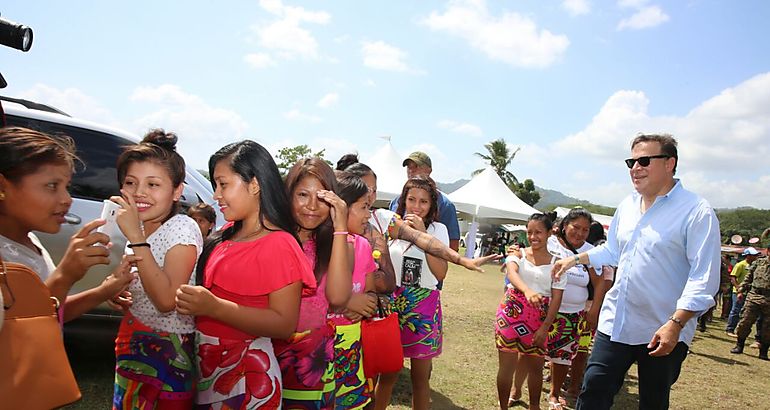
[730,246,770,360]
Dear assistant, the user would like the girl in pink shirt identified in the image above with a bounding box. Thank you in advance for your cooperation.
[324,173,379,409]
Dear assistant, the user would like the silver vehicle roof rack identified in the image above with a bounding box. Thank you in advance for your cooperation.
[0,95,70,116]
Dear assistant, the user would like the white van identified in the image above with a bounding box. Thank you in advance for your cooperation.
[1,96,223,337]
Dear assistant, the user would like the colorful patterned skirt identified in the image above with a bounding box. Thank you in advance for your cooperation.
[195,331,282,409]
[113,312,195,410]
[324,322,372,409]
[495,287,551,356]
[576,312,595,354]
[547,310,584,365]
[274,323,336,409]
[391,286,443,359]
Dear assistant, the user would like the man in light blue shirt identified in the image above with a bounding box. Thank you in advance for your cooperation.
[552,134,721,409]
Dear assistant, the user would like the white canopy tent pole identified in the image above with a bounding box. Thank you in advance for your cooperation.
[465,204,480,258]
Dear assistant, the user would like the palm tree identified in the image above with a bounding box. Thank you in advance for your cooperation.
[473,138,521,186]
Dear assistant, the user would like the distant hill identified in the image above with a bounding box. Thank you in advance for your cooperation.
[437,179,470,194]
[438,179,586,210]
[532,186,588,209]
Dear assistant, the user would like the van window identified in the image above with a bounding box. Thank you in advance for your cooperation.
[5,115,124,201]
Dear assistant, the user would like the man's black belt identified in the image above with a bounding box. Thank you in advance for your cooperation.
[751,287,770,297]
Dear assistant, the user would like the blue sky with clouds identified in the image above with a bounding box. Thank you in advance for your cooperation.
[2,0,769,208]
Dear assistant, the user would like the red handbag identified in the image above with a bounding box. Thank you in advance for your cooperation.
[361,296,403,378]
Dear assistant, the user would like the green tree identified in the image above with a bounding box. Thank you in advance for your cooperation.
[276,144,330,176]
[473,138,541,206]
[513,179,540,207]
[552,203,617,217]
[473,138,521,186]
[716,208,770,246]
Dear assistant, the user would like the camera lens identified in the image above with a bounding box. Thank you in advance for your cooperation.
[0,17,34,52]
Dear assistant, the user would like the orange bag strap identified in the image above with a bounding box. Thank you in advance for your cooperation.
[0,254,16,311]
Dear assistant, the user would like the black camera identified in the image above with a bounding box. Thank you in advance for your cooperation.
[0,14,33,52]
[0,13,33,89]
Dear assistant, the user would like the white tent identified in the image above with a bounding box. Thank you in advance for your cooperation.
[448,167,540,224]
[363,139,406,204]
[554,206,614,230]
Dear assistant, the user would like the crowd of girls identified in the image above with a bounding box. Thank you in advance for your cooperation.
[2,125,504,409]
[1,124,620,410]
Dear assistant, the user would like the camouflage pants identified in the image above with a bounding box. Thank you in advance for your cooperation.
[735,296,770,344]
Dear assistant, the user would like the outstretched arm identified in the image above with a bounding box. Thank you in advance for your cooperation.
[390,219,499,272]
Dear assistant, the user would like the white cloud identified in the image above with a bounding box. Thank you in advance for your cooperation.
[260,0,330,24]
[257,20,321,59]
[678,173,770,209]
[17,84,121,127]
[545,72,770,207]
[334,35,350,43]
[311,136,359,165]
[437,119,483,137]
[617,5,670,30]
[618,0,649,9]
[562,0,590,16]
[422,0,569,68]
[129,84,249,169]
[283,109,322,123]
[514,143,551,169]
[246,0,330,64]
[361,41,420,73]
[317,92,339,108]
[243,52,277,68]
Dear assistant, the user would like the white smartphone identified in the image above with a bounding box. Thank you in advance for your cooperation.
[96,199,121,238]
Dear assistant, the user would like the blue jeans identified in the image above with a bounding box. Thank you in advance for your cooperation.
[726,292,743,331]
[576,332,688,410]
[726,292,764,339]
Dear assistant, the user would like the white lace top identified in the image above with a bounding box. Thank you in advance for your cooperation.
[127,214,202,333]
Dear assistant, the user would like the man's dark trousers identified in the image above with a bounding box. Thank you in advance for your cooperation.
[576,332,689,410]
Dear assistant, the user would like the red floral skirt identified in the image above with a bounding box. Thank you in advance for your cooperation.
[195,331,281,409]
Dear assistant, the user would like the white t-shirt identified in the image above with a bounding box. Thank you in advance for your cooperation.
[389,222,449,290]
[0,232,56,281]
[127,214,202,333]
[506,251,568,297]
[547,236,597,313]
[369,208,397,240]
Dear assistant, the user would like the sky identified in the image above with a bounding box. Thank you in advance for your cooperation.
[2,0,769,209]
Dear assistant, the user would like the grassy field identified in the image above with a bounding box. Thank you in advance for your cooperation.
[63,262,768,409]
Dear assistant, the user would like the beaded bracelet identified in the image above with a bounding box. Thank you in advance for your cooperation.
[333,231,348,236]
[669,316,685,328]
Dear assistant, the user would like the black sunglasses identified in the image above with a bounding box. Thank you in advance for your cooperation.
[624,154,670,169]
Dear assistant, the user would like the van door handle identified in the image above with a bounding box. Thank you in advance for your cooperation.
[64,213,82,225]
